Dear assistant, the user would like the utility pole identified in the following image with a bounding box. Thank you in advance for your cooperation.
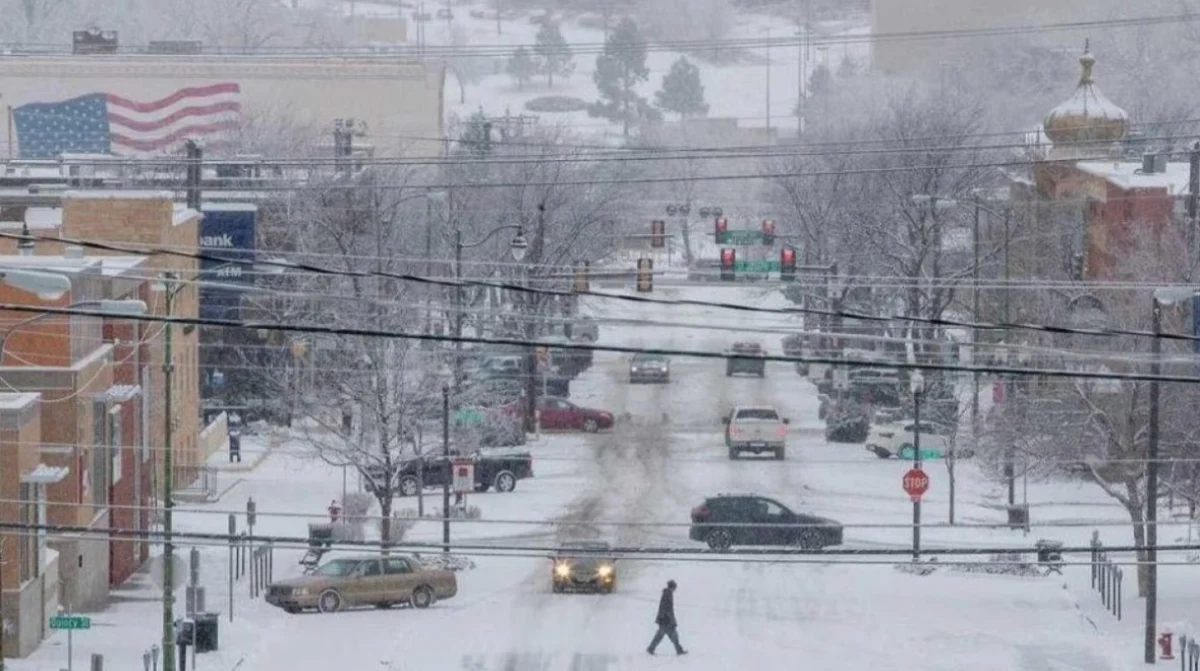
[765,27,771,133]
[160,271,180,671]
[184,141,201,210]
[441,384,451,553]
[971,200,980,458]
[453,229,464,391]
[1146,296,1163,665]
[1003,211,1014,507]
[1188,141,1199,257]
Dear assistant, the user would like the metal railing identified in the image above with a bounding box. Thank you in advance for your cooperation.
[1090,530,1123,620]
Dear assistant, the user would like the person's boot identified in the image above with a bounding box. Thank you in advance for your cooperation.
[646,648,655,655]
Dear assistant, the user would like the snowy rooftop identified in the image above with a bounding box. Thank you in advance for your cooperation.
[0,253,146,276]
[1075,160,1193,195]
[0,392,39,410]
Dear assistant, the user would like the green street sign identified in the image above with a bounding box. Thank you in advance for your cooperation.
[734,260,780,272]
[452,409,485,426]
[896,446,946,461]
[49,615,91,630]
[720,230,765,245]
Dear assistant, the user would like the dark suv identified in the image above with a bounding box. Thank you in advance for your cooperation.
[689,494,843,550]
[725,342,766,377]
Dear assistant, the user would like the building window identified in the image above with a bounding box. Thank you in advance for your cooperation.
[18,483,36,582]
[91,400,108,508]
[109,405,123,485]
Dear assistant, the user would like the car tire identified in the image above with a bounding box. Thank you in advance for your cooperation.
[399,476,420,497]
[707,529,733,551]
[583,418,600,433]
[317,589,343,613]
[411,585,435,609]
[494,470,517,493]
[797,530,821,550]
[728,447,739,460]
[775,447,786,460]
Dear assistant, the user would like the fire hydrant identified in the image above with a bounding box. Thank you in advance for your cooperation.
[328,499,342,523]
[1159,631,1175,660]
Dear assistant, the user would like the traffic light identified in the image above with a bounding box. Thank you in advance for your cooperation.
[714,216,728,244]
[636,257,653,292]
[573,261,590,292]
[719,248,736,281]
[761,219,776,246]
[780,246,797,282]
[650,219,666,248]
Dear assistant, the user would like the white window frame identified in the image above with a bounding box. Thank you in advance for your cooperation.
[109,405,123,484]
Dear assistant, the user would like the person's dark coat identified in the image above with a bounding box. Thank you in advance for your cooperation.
[655,587,676,627]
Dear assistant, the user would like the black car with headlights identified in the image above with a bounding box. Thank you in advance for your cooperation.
[629,353,670,383]
[550,541,618,593]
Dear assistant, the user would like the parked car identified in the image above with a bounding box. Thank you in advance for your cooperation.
[722,405,789,459]
[865,420,957,459]
[537,396,614,432]
[550,540,617,594]
[567,316,599,342]
[725,341,766,377]
[629,352,670,383]
[264,554,457,613]
[363,450,534,497]
[689,494,843,551]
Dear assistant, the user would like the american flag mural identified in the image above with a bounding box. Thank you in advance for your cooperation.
[12,83,242,159]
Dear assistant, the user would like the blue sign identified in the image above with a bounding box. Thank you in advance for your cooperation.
[199,204,257,320]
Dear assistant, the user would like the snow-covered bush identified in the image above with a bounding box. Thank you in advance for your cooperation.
[341,492,373,523]
[380,509,419,544]
[432,505,482,520]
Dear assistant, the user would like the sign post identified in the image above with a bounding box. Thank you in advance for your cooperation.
[451,459,475,500]
[49,615,91,671]
[903,467,929,502]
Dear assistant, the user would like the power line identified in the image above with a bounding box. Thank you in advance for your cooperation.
[2,301,1198,384]
[14,230,1200,349]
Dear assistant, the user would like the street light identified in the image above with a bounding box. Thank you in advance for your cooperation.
[910,369,925,561]
[1145,286,1196,663]
[450,225,527,389]
[0,268,73,300]
[0,299,148,364]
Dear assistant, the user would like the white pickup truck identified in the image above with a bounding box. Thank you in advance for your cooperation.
[722,405,790,460]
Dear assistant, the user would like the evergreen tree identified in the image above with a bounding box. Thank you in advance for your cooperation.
[457,111,494,158]
[589,17,657,137]
[507,46,536,90]
[809,64,833,97]
[533,21,575,87]
[655,56,709,119]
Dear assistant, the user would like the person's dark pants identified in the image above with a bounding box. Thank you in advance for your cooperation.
[647,625,683,654]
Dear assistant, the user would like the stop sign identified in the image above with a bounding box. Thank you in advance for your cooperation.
[903,467,929,501]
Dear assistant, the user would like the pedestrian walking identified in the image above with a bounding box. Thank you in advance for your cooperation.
[647,579,687,655]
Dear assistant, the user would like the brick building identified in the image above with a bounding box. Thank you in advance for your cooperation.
[0,191,204,496]
[0,250,160,612]
[0,392,65,658]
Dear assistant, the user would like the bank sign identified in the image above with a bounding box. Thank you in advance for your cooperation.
[199,204,257,320]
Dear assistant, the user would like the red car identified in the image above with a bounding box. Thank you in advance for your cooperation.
[537,397,615,432]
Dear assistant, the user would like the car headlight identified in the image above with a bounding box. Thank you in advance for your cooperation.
[631,367,639,372]
[554,562,572,578]
[597,564,613,578]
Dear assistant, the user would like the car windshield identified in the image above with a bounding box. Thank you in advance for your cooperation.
[733,343,761,352]
[634,355,666,364]
[314,559,361,577]
[735,408,779,420]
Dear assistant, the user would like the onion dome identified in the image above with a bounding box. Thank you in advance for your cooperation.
[1043,44,1128,148]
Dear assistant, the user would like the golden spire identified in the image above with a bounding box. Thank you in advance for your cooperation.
[1079,39,1095,85]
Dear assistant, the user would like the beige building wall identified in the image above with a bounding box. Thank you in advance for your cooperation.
[0,56,445,158]
[870,0,1123,74]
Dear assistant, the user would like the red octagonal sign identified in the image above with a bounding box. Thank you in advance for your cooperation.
[903,467,929,502]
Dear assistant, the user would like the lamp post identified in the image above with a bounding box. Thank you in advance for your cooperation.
[0,267,74,671]
[451,224,528,390]
[151,271,186,671]
[910,369,925,561]
[1146,286,1195,663]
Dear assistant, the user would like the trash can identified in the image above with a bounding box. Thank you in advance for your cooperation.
[1007,504,1029,530]
[193,612,219,653]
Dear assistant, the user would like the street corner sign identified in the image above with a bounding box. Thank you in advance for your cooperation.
[903,467,929,502]
[49,614,91,630]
